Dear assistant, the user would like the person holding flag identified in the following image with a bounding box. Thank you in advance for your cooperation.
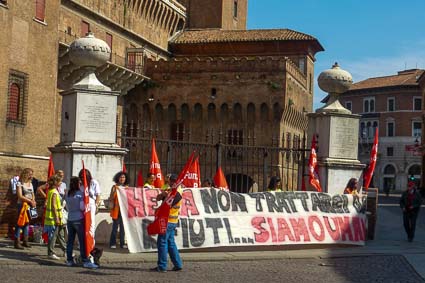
[151,174,183,272]
[79,167,101,261]
[65,176,98,268]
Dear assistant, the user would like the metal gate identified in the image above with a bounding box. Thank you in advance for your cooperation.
[120,130,308,193]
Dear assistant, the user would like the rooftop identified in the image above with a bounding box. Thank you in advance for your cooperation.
[172,28,323,46]
[349,69,424,91]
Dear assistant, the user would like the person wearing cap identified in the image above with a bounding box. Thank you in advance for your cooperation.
[151,174,183,272]
[400,181,422,242]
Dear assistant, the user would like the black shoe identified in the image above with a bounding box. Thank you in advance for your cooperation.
[150,267,167,273]
[408,237,413,242]
[172,266,182,272]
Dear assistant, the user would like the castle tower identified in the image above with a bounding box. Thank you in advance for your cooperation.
[178,0,247,30]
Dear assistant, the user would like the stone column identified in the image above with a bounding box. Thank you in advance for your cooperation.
[50,33,127,203]
[307,63,365,194]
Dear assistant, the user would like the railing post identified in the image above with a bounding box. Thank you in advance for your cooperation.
[167,140,172,174]
[263,149,268,191]
[216,142,222,170]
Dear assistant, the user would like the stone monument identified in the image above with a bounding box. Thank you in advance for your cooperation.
[50,33,127,209]
[307,63,365,194]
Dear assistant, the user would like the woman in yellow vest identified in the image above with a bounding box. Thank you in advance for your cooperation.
[44,174,64,260]
[109,171,129,249]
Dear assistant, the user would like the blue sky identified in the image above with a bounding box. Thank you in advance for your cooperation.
[247,0,425,110]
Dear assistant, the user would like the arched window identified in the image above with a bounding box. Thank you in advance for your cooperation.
[181,103,190,121]
[364,100,369,113]
[142,103,151,122]
[168,104,177,122]
[155,103,164,122]
[260,103,269,121]
[208,103,216,123]
[193,103,203,121]
[126,103,139,137]
[220,103,229,122]
[247,103,255,125]
[233,103,242,121]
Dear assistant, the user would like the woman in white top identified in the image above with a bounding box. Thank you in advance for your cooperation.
[15,168,36,249]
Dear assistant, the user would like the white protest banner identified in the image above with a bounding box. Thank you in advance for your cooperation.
[117,187,367,253]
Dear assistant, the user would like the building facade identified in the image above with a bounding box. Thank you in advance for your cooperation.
[0,0,323,235]
[339,69,424,193]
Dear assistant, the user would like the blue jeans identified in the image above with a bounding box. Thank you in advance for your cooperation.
[157,222,182,271]
[109,214,125,247]
[67,219,88,262]
[15,204,29,239]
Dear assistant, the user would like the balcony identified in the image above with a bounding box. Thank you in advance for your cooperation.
[57,32,149,94]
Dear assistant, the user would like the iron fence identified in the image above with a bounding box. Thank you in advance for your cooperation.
[119,128,308,193]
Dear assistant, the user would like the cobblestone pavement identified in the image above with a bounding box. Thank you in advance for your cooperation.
[1,255,423,283]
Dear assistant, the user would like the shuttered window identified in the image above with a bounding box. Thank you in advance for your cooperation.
[35,0,46,21]
[6,70,28,125]
[7,83,20,121]
[81,21,90,37]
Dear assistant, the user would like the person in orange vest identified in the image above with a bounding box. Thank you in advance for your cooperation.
[109,171,129,249]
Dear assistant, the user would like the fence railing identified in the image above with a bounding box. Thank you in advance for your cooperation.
[120,133,308,193]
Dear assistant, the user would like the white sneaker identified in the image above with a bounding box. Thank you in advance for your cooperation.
[83,262,99,269]
[110,245,116,249]
[49,254,60,260]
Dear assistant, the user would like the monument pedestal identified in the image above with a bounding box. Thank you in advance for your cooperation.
[50,80,127,201]
[308,112,365,195]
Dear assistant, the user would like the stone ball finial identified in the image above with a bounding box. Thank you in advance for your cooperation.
[69,32,111,68]
[318,62,353,94]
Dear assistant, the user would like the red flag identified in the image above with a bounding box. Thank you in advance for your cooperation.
[148,152,193,235]
[147,186,180,235]
[136,169,144,187]
[308,135,322,192]
[363,128,379,190]
[175,151,195,188]
[47,155,55,178]
[213,167,229,190]
[82,161,94,257]
[181,156,201,188]
[122,161,127,173]
[150,138,164,188]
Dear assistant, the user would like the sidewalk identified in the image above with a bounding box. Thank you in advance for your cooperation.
[1,203,425,279]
